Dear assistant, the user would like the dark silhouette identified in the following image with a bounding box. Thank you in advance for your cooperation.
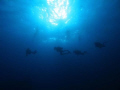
[94,42,106,48]
[26,48,37,56]
[73,50,87,56]
[54,47,71,55]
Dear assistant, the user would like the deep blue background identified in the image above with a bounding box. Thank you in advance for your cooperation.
[0,0,120,90]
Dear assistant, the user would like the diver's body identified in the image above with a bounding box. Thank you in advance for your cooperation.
[73,50,87,56]
[26,48,37,56]
[54,47,71,55]
[94,42,105,48]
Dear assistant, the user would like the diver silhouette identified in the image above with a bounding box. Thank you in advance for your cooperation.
[26,48,37,56]
[94,42,106,48]
[73,50,87,56]
[54,47,71,55]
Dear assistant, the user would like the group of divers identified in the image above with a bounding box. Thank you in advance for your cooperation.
[26,42,106,56]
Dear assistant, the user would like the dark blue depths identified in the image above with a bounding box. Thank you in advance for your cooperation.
[0,0,120,90]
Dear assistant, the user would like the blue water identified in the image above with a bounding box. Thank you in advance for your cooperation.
[0,0,120,90]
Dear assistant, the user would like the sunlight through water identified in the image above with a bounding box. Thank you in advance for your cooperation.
[47,0,70,25]
[32,0,71,26]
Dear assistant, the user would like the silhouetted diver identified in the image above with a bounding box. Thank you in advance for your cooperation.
[94,42,106,48]
[54,47,71,55]
[73,50,87,56]
[26,48,37,56]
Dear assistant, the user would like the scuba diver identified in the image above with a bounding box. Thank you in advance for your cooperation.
[54,47,71,55]
[26,48,37,56]
[73,50,87,56]
[94,42,106,48]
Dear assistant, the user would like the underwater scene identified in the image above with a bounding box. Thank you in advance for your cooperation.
[0,0,120,90]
